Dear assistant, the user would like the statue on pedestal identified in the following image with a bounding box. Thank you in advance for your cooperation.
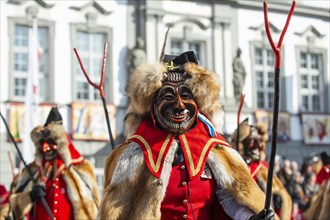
[232,48,246,102]
[127,37,146,74]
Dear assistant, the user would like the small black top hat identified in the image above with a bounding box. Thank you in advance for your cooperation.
[163,51,199,72]
[320,152,330,165]
[44,107,63,126]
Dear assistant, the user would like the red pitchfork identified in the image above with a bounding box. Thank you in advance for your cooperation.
[263,0,296,212]
[236,93,245,151]
[74,43,115,149]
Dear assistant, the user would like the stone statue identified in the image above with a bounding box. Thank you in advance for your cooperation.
[232,48,246,102]
[127,37,146,74]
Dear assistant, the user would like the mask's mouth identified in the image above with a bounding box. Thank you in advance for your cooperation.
[168,109,190,123]
[251,147,260,156]
[41,140,58,161]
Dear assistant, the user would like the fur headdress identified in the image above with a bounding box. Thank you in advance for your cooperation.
[231,118,268,160]
[30,107,82,167]
[125,51,222,136]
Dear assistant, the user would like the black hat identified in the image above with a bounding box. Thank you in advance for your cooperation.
[163,51,199,72]
[320,152,330,165]
[44,107,63,126]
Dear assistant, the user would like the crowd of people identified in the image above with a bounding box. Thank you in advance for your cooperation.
[274,152,330,220]
[230,117,330,220]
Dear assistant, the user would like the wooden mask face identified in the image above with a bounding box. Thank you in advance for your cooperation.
[153,81,198,134]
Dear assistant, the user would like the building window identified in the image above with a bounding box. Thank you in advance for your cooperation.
[253,47,274,110]
[73,30,110,102]
[170,39,204,64]
[298,51,323,112]
[11,24,50,101]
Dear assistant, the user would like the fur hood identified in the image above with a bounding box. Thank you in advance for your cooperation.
[30,123,80,167]
[231,118,268,160]
[125,62,222,136]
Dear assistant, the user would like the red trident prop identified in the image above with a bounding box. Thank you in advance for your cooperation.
[0,112,54,220]
[74,43,115,149]
[263,0,296,211]
[236,93,245,151]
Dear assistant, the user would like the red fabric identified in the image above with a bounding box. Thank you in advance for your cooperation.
[316,165,330,185]
[32,135,83,220]
[249,160,268,182]
[130,118,230,180]
[291,209,304,220]
[161,162,231,220]
[131,119,175,179]
[34,176,72,220]
[0,184,9,205]
[65,134,84,164]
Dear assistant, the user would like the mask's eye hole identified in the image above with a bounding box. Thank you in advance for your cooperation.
[163,92,174,100]
[180,91,192,99]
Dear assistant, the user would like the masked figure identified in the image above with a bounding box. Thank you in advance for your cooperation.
[231,118,292,220]
[303,152,330,220]
[99,51,276,220]
[9,107,100,220]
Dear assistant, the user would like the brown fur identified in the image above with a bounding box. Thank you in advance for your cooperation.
[10,160,100,220]
[62,160,100,219]
[103,142,128,189]
[212,147,267,214]
[304,179,330,220]
[100,142,279,219]
[11,123,100,219]
[30,123,71,167]
[184,63,221,119]
[257,166,292,219]
[231,118,251,153]
[0,203,9,220]
[231,119,290,219]
[99,158,163,219]
[231,118,268,160]
[125,62,222,137]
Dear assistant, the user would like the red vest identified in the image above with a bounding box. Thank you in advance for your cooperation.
[32,138,84,220]
[161,161,231,220]
[34,175,72,220]
[130,118,232,219]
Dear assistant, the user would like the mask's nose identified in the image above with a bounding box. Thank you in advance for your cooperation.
[42,141,58,153]
[174,95,185,110]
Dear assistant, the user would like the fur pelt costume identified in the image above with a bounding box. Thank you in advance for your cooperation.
[231,118,292,220]
[99,59,278,219]
[304,154,330,220]
[9,111,100,220]
[303,178,330,220]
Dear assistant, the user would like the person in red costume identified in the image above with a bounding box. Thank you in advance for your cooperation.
[303,152,330,220]
[99,51,276,220]
[9,107,100,220]
[315,152,330,185]
[231,118,292,220]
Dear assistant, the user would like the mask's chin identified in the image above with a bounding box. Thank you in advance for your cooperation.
[171,120,193,134]
[159,112,196,134]
[246,150,261,162]
[44,150,58,161]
